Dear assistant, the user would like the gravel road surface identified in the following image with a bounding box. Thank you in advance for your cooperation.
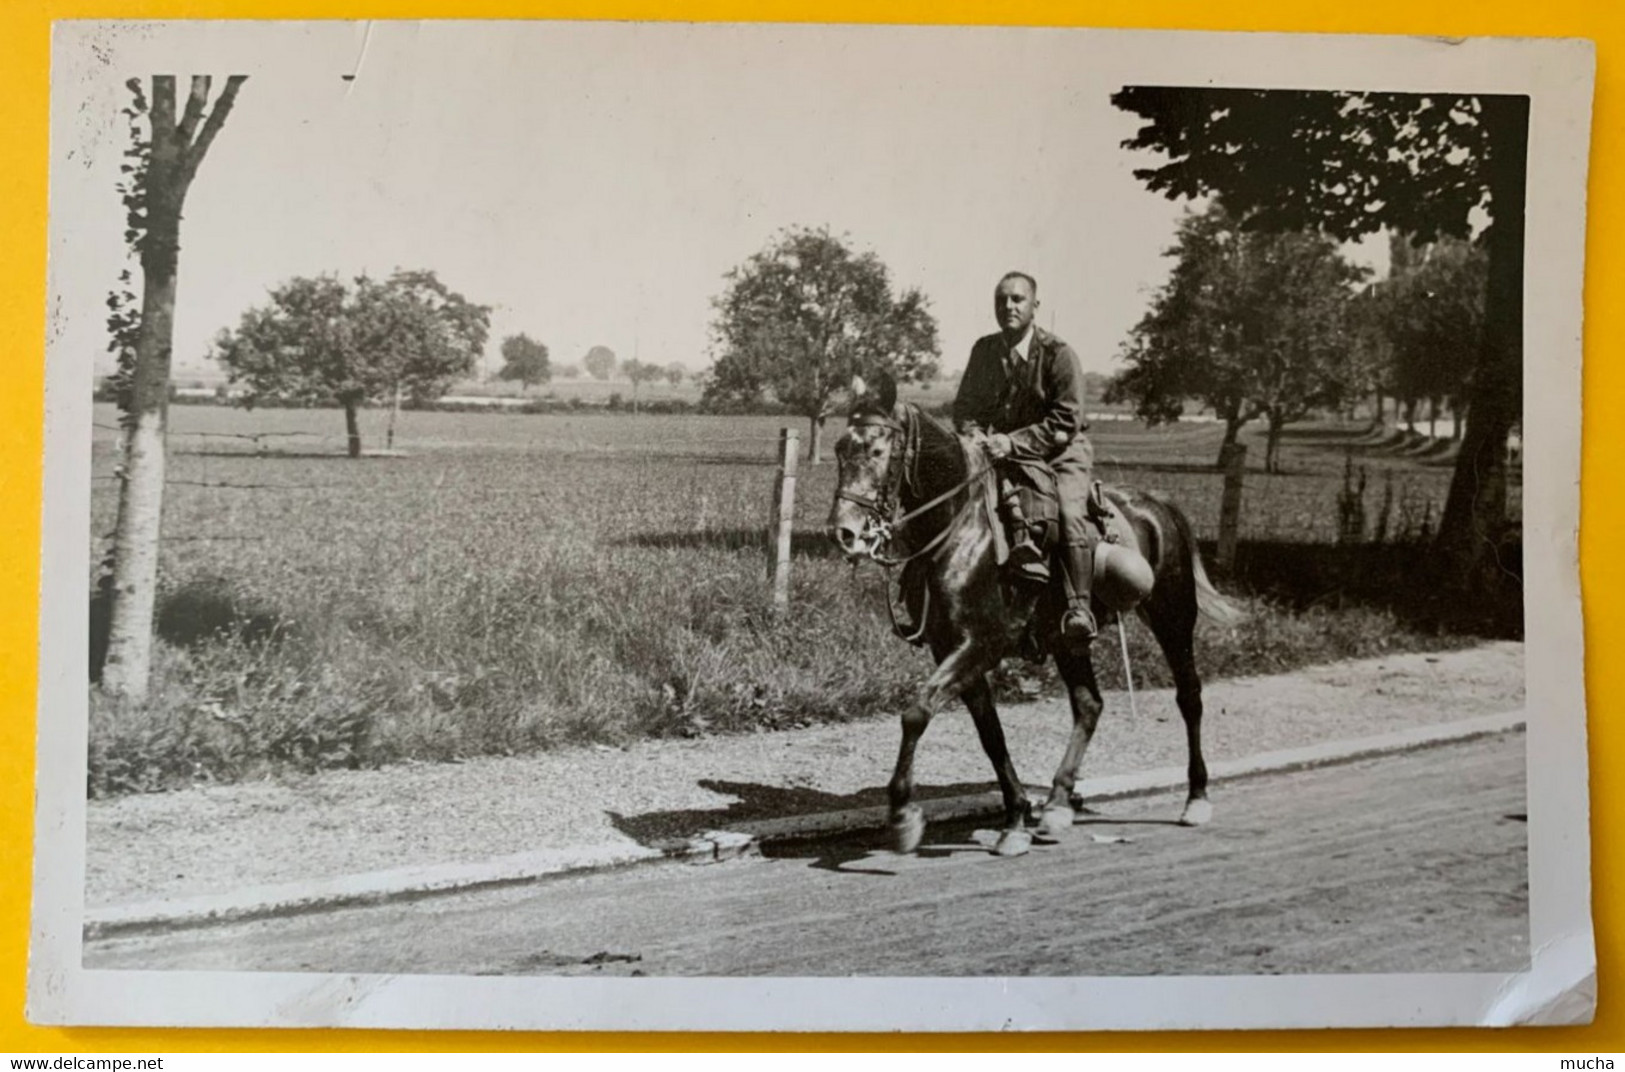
[85,642,1523,910]
[85,732,1528,976]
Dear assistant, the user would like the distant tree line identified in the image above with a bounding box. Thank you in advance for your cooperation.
[1104,201,1485,474]
[1110,85,1525,586]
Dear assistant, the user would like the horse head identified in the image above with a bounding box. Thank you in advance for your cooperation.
[829,371,907,561]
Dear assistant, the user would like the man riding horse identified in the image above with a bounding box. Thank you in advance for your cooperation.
[954,270,1099,645]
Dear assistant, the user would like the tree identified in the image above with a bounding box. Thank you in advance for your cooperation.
[705,225,939,463]
[663,362,687,386]
[583,345,617,380]
[622,358,663,410]
[1377,234,1486,437]
[556,363,582,380]
[101,74,247,705]
[212,270,490,456]
[497,333,551,388]
[363,270,492,449]
[1107,203,1366,472]
[1113,87,1527,581]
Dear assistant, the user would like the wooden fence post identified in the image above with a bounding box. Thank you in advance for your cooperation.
[1216,441,1246,574]
[768,427,800,610]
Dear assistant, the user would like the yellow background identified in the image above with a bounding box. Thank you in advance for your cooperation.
[0,0,1613,1053]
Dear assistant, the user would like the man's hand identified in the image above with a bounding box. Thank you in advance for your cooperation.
[983,433,1013,460]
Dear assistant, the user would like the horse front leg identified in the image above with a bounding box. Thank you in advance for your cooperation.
[887,635,1002,854]
[1036,643,1105,839]
[886,701,932,854]
[960,675,1033,857]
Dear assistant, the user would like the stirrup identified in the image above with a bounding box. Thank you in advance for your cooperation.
[1061,605,1099,644]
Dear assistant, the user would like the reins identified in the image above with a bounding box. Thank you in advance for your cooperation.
[867,467,991,568]
[842,405,993,641]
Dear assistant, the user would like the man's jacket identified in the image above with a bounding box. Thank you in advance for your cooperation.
[952,326,1089,463]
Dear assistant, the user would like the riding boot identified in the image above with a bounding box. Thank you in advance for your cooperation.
[1058,540,1099,646]
[1006,528,1050,585]
[1000,481,1050,585]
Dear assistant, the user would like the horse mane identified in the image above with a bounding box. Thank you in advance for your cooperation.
[902,404,968,494]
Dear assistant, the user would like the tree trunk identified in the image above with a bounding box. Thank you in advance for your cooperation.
[1216,411,1245,468]
[1429,396,1439,439]
[1435,95,1527,585]
[808,414,826,465]
[1265,413,1285,474]
[99,76,245,703]
[101,84,189,705]
[100,221,178,702]
[1403,397,1417,434]
[386,381,401,451]
[1452,398,1466,442]
[345,399,363,458]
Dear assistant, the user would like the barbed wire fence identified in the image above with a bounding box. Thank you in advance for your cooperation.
[92,419,808,596]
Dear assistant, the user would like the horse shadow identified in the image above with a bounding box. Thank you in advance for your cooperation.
[605,777,1006,876]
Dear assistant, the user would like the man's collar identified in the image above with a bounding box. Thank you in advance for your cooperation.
[1006,325,1036,362]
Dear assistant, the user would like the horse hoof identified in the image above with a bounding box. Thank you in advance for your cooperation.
[888,805,926,854]
[1037,805,1076,839]
[1179,798,1213,827]
[994,828,1032,857]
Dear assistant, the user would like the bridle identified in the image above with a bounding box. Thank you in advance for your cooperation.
[837,404,993,641]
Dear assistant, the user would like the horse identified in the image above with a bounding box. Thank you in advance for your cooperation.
[828,373,1244,857]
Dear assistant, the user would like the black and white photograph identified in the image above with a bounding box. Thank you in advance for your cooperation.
[30,21,1594,1031]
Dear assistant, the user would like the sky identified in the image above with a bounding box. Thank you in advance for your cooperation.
[50,21,1386,384]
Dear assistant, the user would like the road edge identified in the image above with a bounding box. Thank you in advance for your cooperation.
[83,710,1524,940]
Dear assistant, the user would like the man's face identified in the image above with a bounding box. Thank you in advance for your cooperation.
[994,277,1038,338]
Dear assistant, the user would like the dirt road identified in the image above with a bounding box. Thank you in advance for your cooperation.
[87,731,1527,976]
[86,643,1523,911]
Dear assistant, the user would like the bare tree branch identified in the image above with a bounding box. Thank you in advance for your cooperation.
[182,74,248,182]
[176,75,210,145]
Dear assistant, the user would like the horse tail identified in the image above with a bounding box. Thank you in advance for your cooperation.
[1164,498,1246,627]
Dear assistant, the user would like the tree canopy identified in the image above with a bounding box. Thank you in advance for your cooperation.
[1107,203,1367,471]
[704,225,939,462]
[1112,86,1527,577]
[212,269,490,456]
[583,345,617,380]
[1375,234,1486,428]
[621,358,664,410]
[1112,88,1508,245]
[497,333,551,388]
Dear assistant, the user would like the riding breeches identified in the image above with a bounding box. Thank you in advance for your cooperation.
[1050,438,1096,548]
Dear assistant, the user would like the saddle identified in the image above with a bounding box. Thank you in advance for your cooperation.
[987,467,1130,564]
[894,469,1146,650]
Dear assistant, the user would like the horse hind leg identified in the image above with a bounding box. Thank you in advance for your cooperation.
[1172,657,1213,828]
[1037,644,1105,839]
[1145,593,1212,827]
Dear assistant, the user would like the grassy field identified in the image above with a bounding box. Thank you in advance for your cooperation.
[88,402,1518,796]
